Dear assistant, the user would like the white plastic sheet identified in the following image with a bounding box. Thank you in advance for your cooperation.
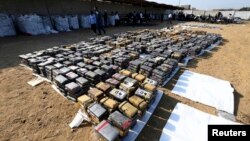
[0,13,16,37]
[160,103,239,141]
[53,16,70,32]
[17,14,46,35]
[69,16,79,29]
[27,77,44,87]
[171,70,234,114]
[69,109,91,128]
[80,16,91,28]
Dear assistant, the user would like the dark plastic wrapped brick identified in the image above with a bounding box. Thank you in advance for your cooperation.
[77,62,86,68]
[54,75,69,88]
[60,67,71,75]
[85,71,99,79]
[55,54,64,58]
[92,61,102,67]
[95,120,119,141]
[91,57,99,61]
[101,65,112,72]
[65,82,81,94]
[108,111,133,131]
[65,72,79,80]
[100,60,111,65]
[54,63,64,69]
[63,61,72,66]
[76,77,89,87]
[68,66,79,71]
[45,65,56,72]
[76,68,88,77]
[88,103,107,119]
[85,65,96,71]
[94,69,105,78]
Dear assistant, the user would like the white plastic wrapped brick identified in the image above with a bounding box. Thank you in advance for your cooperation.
[80,15,91,28]
[16,14,46,35]
[53,16,70,32]
[69,15,79,29]
[0,13,16,37]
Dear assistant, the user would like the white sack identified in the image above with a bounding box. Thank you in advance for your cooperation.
[0,13,16,37]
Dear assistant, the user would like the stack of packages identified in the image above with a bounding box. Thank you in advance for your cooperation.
[139,60,155,77]
[105,78,120,88]
[38,59,54,77]
[65,82,83,101]
[101,64,115,78]
[98,82,118,113]
[114,57,129,69]
[188,45,202,56]
[28,58,42,74]
[76,77,90,94]
[119,77,138,97]
[54,75,70,95]
[108,111,134,136]
[88,87,104,101]
[94,68,106,81]
[85,71,99,86]
[151,58,178,85]
[76,67,88,77]
[87,103,108,124]
[95,120,120,141]
[45,65,56,81]
[19,54,33,66]
[127,59,143,73]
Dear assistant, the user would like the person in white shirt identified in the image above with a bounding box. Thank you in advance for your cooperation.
[89,11,96,34]
[168,13,172,24]
[115,11,120,26]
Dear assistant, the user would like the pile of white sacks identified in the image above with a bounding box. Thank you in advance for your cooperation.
[0,13,116,37]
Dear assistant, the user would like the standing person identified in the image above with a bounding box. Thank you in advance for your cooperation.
[115,11,120,26]
[168,13,172,24]
[89,11,97,34]
[132,11,137,26]
[160,13,164,22]
[139,11,144,24]
[95,8,106,35]
[103,10,108,27]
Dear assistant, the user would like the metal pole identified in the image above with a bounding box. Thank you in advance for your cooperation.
[179,0,181,6]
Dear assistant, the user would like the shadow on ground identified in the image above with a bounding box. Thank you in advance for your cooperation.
[136,95,180,141]
[187,39,227,69]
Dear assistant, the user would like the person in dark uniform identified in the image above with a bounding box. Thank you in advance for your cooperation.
[95,8,106,35]
[103,10,108,27]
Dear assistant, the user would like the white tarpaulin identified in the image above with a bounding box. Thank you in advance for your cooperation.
[171,70,234,114]
[160,103,239,141]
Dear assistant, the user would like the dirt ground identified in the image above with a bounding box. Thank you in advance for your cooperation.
[0,21,250,141]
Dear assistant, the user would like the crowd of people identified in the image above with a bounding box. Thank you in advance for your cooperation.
[88,7,177,35]
[88,8,121,35]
